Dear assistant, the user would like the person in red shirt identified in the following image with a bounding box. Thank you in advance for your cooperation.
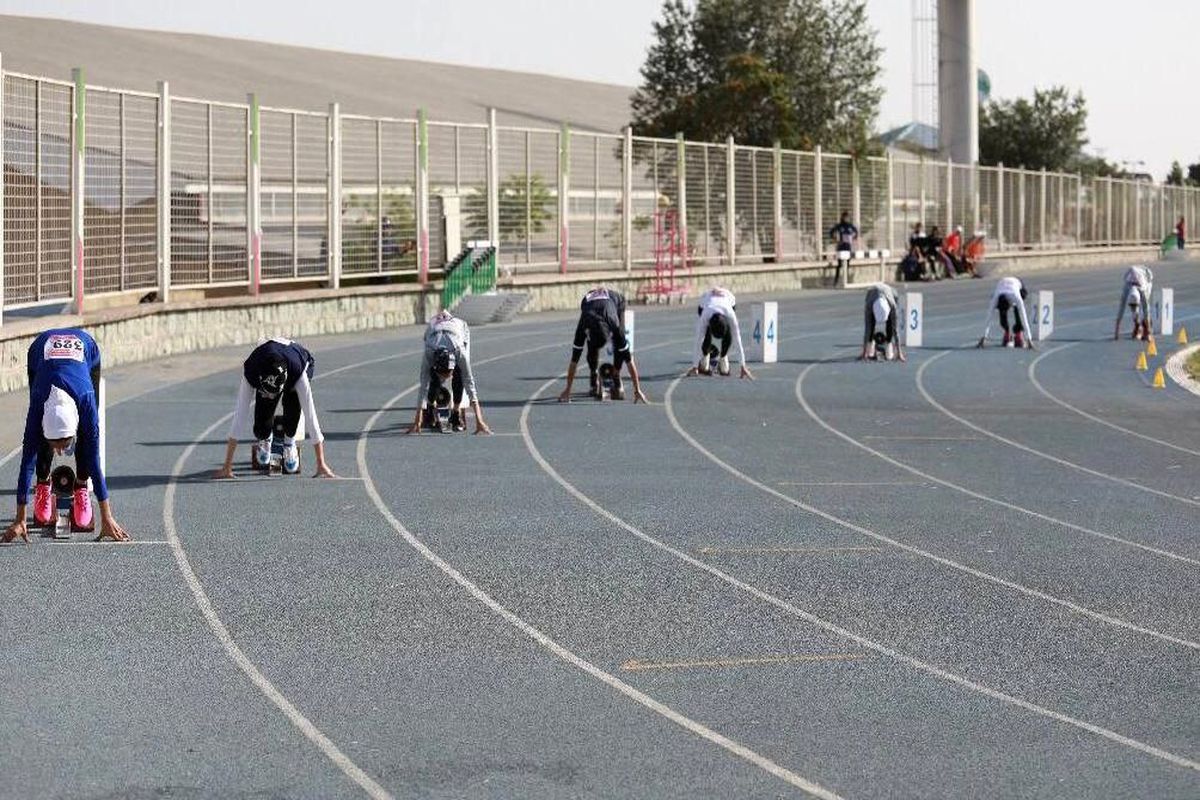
[1176,217,1186,250]
[944,225,964,274]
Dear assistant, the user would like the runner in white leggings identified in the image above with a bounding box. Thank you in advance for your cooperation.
[1115,265,1154,341]
[977,276,1034,349]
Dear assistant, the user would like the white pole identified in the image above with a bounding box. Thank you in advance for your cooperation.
[156,80,171,303]
[622,126,632,272]
[726,135,737,266]
[327,102,342,289]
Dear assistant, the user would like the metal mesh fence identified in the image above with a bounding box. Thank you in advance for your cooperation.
[430,122,488,262]
[495,127,560,269]
[9,65,1200,311]
[683,142,724,264]
[568,132,624,265]
[3,74,40,305]
[858,157,889,250]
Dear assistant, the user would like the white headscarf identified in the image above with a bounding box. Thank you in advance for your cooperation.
[872,297,891,335]
[42,385,79,440]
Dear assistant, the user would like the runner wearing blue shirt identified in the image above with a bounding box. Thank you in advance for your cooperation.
[3,328,129,543]
[829,211,859,283]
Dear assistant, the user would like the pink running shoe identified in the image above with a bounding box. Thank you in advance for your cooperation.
[71,485,94,532]
[33,481,53,526]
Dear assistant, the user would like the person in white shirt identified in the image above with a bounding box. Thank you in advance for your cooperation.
[407,310,492,434]
[860,283,906,362]
[1115,265,1154,341]
[686,287,753,379]
[977,276,1034,349]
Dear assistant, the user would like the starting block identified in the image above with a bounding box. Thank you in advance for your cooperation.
[250,414,306,474]
[1035,290,1054,341]
[904,292,923,348]
[597,363,618,400]
[1155,288,1174,336]
[749,302,778,363]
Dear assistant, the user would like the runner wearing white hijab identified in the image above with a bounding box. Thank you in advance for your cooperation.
[1115,265,1154,341]
[977,276,1034,349]
[861,283,906,362]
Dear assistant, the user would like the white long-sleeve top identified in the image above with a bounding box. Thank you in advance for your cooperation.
[418,311,478,404]
[693,287,747,366]
[1125,265,1153,291]
[228,370,324,443]
[981,276,1031,340]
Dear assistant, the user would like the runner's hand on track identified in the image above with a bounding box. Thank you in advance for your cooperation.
[95,518,130,543]
[213,465,236,480]
[2,520,28,544]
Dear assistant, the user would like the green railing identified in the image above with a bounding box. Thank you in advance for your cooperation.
[441,243,498,310]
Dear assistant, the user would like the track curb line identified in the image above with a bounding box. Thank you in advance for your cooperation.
[1164,343,1200,396]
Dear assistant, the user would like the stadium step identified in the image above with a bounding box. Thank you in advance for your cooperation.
[452,291,531,325]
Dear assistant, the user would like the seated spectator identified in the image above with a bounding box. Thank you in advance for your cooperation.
[962,232,986,278]
[923,225,950,280]
[943,225,965,274]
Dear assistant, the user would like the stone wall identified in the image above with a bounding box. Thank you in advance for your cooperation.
[0,245,1171,394]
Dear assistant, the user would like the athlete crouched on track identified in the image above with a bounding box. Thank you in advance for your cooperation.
[557,287,648,403]
[860,283,907,362]
[215,338,335,479]
[3,328,129,543]
[406,310,492,435]
[1115,265,1154,341]
[977,276,1035,350]
[686,286,753,379]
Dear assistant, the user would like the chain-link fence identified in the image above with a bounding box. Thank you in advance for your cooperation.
[6,62,1200,314]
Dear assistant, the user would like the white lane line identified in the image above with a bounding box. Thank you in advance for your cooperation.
[777,481,923,487]
[795,363,1200,570]
[917,351,1200,511]
[524,374,1200,773]
[621,653,866,672]
[1030,343,1200,457]
[698,546,881,555]
[357,343,846,800]
[863,436,980,441]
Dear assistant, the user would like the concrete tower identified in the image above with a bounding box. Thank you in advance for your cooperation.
[937,0,978,163]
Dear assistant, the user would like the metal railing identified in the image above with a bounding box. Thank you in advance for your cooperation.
[4,53,1200,322]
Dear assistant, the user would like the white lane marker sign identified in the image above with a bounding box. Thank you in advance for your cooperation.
[1036,290,1054,341]
[904,292,923,348]
[749,302,778,363]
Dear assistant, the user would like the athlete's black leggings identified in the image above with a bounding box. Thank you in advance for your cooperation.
[996,296,1024,334]
[35,444,89,487]
[701,326,732,358]
[427,366,464,409]
[253,390,301,440]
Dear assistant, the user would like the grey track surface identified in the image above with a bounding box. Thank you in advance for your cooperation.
[1,263,1198,799]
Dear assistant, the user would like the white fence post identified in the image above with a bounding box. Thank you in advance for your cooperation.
[559,122,570,274]
[944,157,953,232]
[996,162,1005,249]
[416,108,429,283]
[676,132,687,272]
[813,145,823,260]
[773,141,783,264]
[246,93,261,295]
[726,135,736,266]
[1039,168,1047,247]
[156,80,171,302]
[886,151,895,254]
[0,52,5,324]
[487,108,499,248]
[71,67,85,315]
[327,102,342,289]
[622,126,632,272]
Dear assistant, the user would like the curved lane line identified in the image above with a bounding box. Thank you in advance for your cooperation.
[357,339,846,800]
[794,361,1200,570]
[917,351,1200,511]
[522,373,1200,773]
[1029,343,1200,457]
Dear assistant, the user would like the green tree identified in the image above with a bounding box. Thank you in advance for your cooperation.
[1187,162,1200,186]
[631,0,883,154]
[979,86,1088,171]
[1167,161,1185,186]
[463,174,554,246]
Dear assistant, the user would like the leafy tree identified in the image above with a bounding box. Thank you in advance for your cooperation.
[1187,162,1200,186]
[979,86,1088,171]
[463,174,553,247]
[631,0,883,154]
[1167,161,1185,186]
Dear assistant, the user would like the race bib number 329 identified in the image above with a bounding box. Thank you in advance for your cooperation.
[45,335,85,362]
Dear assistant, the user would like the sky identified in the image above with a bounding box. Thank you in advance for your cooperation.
[0,0,1195,177]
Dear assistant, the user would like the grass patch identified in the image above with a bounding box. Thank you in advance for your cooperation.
[1186,348,1200,381]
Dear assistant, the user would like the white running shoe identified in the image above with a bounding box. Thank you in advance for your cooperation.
[698,354,711,374]
[254,438,273,467]
[718,356,730,376]
[282,443,300,474]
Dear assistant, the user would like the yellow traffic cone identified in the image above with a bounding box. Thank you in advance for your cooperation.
[1147,338,1158,357]
[1152,367,1166,389]
[1178,327,1189,345]
[1135,351,1148,371]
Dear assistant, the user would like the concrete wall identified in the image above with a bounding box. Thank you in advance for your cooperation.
[0,246,1171,394]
